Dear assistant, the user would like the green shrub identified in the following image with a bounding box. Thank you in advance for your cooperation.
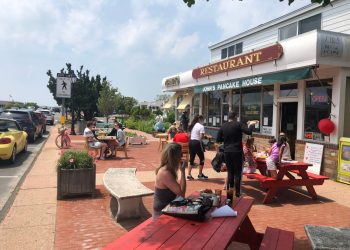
[57,151,94,170]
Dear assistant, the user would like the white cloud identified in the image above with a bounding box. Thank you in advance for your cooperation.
[170,33,199,59]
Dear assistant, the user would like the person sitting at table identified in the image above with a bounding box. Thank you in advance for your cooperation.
[279,132,292,160]
[243,137,257,174]
[167,122,178,139]
[266,136,287,179]
[154,120,165,133]
[108,122,125,145]
[172,128,189,143]
[153,143,186,220]
[84,121,108,160]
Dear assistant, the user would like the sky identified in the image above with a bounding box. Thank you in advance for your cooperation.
[0,0,311,107]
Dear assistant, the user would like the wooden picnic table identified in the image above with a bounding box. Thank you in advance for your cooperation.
[104,196,264,250]
[155,133,169,151]
[245,158,329,203]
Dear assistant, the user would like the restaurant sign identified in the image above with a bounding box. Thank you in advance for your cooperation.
[194,67,311,93]
[165,76,180,87]
[192,44,283,79]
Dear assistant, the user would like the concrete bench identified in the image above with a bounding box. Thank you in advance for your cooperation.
[103,168,154,221]
[260,226,294,250]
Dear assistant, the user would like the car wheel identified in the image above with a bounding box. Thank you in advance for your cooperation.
[9,145,17,164]
[23,140,28,152]
[30,132,36,142]
[39,128,43,138]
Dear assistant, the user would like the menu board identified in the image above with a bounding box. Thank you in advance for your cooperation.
[303,143,324,174]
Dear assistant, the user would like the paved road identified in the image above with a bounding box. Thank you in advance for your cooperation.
[0,126,52,222]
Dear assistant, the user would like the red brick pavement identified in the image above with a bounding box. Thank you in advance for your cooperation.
[55,135,350,250]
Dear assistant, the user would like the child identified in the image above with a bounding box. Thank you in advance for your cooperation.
[243,137,257,174]
[265,137,287,179]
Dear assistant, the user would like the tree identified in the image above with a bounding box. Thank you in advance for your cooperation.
[46,63,104,121]
[120,96,138,114]
[183,0,331,7]
[97,80,119,123]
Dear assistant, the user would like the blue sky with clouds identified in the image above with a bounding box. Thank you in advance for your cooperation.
[0,0,310,106]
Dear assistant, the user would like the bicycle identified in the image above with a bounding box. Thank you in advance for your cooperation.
[55,127,71,149]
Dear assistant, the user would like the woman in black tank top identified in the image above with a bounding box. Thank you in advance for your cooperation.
[153,143,187,220]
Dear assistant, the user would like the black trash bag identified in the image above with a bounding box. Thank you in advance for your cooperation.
[211,152,225,173]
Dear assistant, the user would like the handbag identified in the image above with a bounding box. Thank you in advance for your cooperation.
[162,196,212,221]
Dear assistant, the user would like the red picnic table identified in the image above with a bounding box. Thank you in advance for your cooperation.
[245,158,329,204]
[104,197,264,250]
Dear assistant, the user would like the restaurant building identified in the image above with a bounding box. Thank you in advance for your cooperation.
[162,0,350,179]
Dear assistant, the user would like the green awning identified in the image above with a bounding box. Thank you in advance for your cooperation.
[194,67,312,93]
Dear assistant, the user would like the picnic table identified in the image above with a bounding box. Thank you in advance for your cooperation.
[155,133,169,151]
[97,135,117,158]
[244,158,328,203]
[104,196,264,250]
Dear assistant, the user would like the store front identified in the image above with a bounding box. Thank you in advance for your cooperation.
[162,30,350,179]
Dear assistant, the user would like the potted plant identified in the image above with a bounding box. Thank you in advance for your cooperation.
[57,150,96,199]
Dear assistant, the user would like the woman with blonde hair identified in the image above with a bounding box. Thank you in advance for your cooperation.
[153,142,186,219]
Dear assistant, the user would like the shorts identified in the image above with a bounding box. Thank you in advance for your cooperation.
[266,158,277,170]
[88,141,102,149]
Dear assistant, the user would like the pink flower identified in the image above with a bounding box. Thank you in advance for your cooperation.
[88,150,96,158]
[69,158,75,164]
[58,149,65,155]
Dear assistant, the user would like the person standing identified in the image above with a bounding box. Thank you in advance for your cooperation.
[153,143,186,220]
[279,132,292,160]
[180,111,189,132]
[187,115,208,180]
[216,112,258,197]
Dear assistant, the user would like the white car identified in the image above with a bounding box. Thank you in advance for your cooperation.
[38,109,54,125]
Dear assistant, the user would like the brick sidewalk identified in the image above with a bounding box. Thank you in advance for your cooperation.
[1,128,350,250]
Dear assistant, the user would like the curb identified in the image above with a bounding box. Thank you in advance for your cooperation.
[0,131,52,223]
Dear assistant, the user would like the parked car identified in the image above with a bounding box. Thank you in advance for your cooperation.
[0,109,44,142]
[0,118,28,163]
[34,111,47,133]
[38,109,54,125]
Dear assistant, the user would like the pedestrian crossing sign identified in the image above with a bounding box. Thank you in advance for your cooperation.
[56,76,73,98]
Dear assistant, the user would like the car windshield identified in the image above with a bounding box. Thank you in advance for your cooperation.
[0,120,19,131]
[0,111,29,120]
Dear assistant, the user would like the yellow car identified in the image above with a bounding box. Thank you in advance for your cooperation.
[0,118,28,164]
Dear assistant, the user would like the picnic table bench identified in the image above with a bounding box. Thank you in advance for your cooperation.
[103,168,154,221]
[244,159,329,203]
[104,196,294,250]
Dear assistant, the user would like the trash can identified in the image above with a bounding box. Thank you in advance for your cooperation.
[77,120,87,135]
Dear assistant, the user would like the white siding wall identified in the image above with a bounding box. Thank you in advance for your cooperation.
[210,0,350,62]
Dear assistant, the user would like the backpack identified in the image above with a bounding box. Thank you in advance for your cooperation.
[211,152,225,173]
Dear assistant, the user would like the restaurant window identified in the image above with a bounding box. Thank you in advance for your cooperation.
[304,80,332,141]
[228,45,235,57]
[299,14,321,35]
[208,91,221,127]
[202,93,208,126]
[280,83,298,97]
[221,48,228,59]
[232,90,241,119]
[235,42,243,54]
[241,87,261,132]
[222,91,229,123]
[262,86,274,129]
[279,22,297,41]
[192,94,200,119]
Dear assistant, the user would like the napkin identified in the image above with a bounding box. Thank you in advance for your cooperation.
[211,205,237,218]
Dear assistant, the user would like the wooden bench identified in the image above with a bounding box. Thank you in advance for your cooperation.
[289,170,329,184]
[103,168,154,221]
[260,227,294,250]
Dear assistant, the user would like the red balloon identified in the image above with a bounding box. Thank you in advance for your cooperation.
[318,118,335,134]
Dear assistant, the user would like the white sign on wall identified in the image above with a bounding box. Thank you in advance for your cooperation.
[262,126,272,135]
[303,143,324,174]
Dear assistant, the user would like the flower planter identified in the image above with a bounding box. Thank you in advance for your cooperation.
[129,136,147,145]
[57,164,96,199]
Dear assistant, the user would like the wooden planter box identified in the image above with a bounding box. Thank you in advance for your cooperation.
[57,164,96,199]
[129,136,147,145]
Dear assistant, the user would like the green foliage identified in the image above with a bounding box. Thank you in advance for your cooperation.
[125,117,155,134]
[46,63,104,121]
[183,0,331,7]
[131,106,154,120]
[97,80,119,122]
[57,151,94,170]
[165,109,175,124]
